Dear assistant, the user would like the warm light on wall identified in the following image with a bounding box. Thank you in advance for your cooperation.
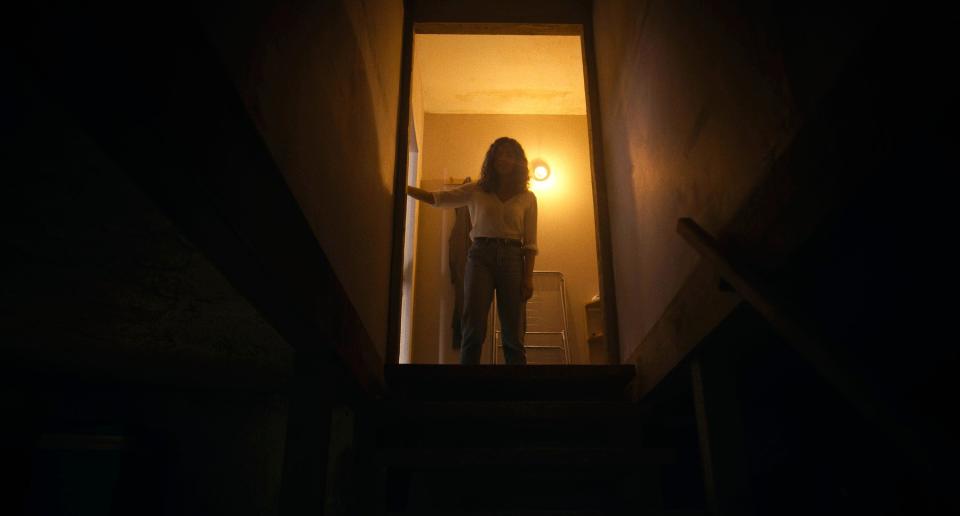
[533,164,550,181]
[530,158,554,191]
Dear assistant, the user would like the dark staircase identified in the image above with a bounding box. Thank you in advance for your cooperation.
[348,364,689,515]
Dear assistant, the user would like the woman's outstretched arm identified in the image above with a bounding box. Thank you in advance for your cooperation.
[406,185,436,205]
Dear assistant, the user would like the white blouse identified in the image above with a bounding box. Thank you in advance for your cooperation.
[433,182,538,255]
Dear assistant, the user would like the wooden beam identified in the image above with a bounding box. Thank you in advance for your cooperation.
[628,260,741,400]
[582,15,623,365]
[691,352,754,516]
[410,0,591,26]
[677,217,940,476]
[414,22,581,35]
[386,4,415,365]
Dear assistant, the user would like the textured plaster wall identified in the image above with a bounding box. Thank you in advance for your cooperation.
[591,0,873,360]
[207,0,405,358]
[5,90,293,385]
[6,86,292,515]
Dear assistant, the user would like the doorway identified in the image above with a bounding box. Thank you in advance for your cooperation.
[392,23,618,366]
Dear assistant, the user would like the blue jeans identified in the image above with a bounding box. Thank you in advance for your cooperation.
[460,239,527,365]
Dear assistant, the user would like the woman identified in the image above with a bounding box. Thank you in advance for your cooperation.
[407,137,538,365]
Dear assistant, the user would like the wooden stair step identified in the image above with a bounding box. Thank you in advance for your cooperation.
[371,402,644,446]
[378,447,674,467]
[374,400,644,423]
[385,365,636,401]
[387,509,708,516]
[387,509,637,516]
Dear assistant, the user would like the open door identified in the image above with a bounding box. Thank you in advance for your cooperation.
[389,18,620,366]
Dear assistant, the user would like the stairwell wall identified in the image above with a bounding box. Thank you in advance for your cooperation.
[590,0,879,361]
[206,0,406,359]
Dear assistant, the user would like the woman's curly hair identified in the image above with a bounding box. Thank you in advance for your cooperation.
[477,137,530,194]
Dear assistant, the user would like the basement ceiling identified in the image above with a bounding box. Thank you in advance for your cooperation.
[414,34,587,115]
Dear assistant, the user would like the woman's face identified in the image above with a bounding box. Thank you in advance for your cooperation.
[493,146,518,177]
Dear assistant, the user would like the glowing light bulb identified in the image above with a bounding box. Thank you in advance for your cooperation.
[533,164,550,181]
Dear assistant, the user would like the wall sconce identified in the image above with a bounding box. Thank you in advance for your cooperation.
[531,159,551,182]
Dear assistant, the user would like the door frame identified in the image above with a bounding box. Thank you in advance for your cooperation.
[386,5,620,366]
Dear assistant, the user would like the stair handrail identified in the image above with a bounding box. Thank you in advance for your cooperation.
[676,217,938,476]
